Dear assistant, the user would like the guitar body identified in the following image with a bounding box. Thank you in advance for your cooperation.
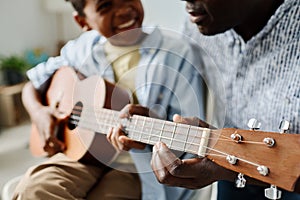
[30,66,130,165]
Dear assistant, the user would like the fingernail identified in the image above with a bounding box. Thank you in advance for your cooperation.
[153,142,162,153]
[153,144,158,153]
[157,142,163,150]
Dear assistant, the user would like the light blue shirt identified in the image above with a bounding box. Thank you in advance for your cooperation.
[27,27,206,200]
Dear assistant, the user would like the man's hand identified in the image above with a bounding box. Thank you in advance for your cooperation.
[106,104,152,151]
[172,114,215,129]
[151,142,218,189]
[150,114,231,189]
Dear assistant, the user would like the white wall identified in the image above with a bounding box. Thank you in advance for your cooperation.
[0,0,56,56]
[0,0,186,56]
[0,0,81,56]
[142,0,187,32]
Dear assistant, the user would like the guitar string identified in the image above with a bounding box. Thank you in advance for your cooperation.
[67,108,267,168]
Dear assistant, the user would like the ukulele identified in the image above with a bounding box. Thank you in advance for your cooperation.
[30,66,300,192]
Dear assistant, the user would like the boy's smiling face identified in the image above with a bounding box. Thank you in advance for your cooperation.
[78,0,144,45]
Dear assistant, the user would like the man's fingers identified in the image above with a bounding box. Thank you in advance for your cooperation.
[151,142,199,188]
[152,142,185,177]
[152,142,203,178]
[173,114,199,126]
[152,168,203,189]
[152,142,180,167]
[173,114,214,128]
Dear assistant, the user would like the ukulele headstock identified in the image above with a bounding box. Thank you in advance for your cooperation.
[207,119,300,194]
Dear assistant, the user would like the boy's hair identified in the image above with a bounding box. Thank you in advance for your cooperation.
[65,0,86,16]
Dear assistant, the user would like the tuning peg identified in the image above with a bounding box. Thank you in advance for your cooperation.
[235,173,246,188]
[265,185,282,199]
[279,120,290,134]
[247,118,261,130]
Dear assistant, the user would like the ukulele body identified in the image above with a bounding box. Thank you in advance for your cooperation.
[30,66,130,165]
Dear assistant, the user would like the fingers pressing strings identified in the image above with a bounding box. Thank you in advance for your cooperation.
[173,114,215,129]
[119,104,150,118]
[151,142,198,188]
[152,142,215,189]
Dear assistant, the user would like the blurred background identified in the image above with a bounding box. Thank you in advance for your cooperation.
[0,0,187,57]
[0,0,187,198]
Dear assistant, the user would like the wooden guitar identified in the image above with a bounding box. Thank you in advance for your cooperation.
[30,67,300,192]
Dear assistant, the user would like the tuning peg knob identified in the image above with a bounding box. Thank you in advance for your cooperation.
[279,120,290,133]
[265,185,282,199]
[235,173,246,188]
[247,118,261,130]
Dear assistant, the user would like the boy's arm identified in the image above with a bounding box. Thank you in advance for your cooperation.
[24,31,100,156]
[22,81,65,156]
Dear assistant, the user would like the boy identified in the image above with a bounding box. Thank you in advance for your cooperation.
[13,0,207,199]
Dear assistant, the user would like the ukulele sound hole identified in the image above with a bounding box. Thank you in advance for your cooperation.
[68,101,83,130]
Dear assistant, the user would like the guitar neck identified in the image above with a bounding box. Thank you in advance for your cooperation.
[72,107,213,156]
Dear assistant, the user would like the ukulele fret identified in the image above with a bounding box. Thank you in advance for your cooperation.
[148,119,161,144]
[139,117,146,142]
[148,118,155,144]
[159,121,166,143]
[184,126,203,154]
[183,126,190,152]
[131,117,139,141]
[169,123,177,149]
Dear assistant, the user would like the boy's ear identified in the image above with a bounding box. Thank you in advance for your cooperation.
[73,11,91,31]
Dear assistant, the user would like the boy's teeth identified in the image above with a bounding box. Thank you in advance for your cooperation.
[118,19,135,29]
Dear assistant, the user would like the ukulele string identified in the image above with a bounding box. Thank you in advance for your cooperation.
[71,106,267,146]
[70,106,233,142]
[70,110,231,145]
[69,107,267,168]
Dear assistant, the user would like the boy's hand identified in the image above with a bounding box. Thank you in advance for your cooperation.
[32,106,66,157]
[107,104,150,151]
